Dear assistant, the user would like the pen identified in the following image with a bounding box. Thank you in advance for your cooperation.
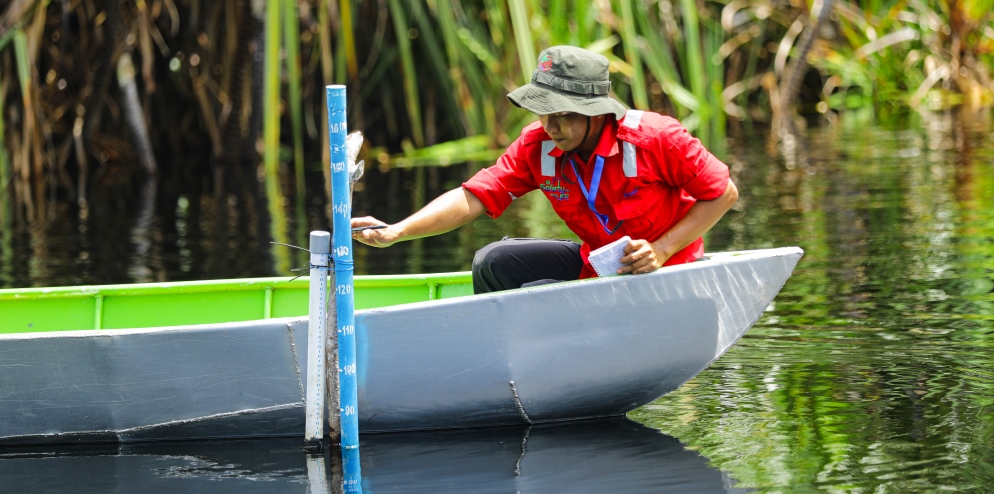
[351,225,388,232]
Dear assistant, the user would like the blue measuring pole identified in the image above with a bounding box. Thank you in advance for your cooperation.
[342,446,363,493]
[326,85,359,451]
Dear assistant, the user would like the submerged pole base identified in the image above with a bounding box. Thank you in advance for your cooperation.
[305,438,325,454]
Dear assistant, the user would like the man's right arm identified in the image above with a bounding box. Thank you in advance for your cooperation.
[351,187,485,248]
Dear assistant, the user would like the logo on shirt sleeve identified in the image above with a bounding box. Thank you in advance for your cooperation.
[540,178,570,200]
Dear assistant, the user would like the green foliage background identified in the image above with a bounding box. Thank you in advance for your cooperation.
[0,0,992,221]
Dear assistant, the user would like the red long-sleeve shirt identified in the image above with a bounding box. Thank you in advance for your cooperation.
[464,112,730,278]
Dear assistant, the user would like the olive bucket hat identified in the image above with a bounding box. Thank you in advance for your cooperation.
[507,46,627,120]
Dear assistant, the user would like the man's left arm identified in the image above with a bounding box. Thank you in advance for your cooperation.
[618,178,738,274]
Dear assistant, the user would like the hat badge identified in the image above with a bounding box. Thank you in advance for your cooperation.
[538,54,553,72]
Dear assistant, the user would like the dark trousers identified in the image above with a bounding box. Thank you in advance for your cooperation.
[472,238,583,294]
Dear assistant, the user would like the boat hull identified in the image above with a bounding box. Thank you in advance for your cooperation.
[0,248,802,444]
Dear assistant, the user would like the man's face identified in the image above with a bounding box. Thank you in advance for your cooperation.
[538,112,590,151]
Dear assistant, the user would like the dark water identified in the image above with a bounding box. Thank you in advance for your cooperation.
[2,109,993,492]
[0,419,741,493]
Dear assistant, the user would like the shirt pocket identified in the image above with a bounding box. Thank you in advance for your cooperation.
[613,185,661,219]
[612,185,662,233]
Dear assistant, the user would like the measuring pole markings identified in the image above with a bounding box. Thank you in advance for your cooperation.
[327,84,359,451]
[305,232,332,444]
[342,362,356,375]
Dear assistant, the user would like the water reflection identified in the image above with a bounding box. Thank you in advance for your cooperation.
[2,107,994,491]
[633,110,994,491]
[127,176,158,282]
[0,419,745,493]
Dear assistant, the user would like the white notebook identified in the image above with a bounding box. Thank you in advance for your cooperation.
[588,236,631,277]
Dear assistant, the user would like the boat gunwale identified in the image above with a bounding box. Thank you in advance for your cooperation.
[0,271,474,301]
[0,248,802,336]
[356,247,805,312]
[0,316,309,341]
[0,248,801,301]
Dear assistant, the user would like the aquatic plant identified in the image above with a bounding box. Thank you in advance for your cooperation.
[1,0,992,226]
[814,0,994,112]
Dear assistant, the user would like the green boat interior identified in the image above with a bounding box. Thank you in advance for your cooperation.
[0,273,474,334]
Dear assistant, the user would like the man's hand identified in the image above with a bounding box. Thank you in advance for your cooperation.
[350,217,398,248]
[618,238,668,275]
[617,179,739,274]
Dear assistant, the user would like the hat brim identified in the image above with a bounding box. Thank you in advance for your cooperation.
[508,84,627,120]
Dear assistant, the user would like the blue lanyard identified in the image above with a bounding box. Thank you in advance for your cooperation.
[568,156,623,235]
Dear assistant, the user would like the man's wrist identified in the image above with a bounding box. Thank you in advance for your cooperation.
[388,223,408,244]
[651,237,677,264]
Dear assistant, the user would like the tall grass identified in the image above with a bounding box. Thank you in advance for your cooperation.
[814,0,994,111]
[0,38,9,207]
[10,26,40,220]
[1,0,992,225]
[283,0,305,204]
[262,0,292,273]
[387,0,424,149]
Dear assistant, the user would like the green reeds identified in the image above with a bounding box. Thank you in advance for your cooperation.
[340,0,358,80]
[0,70,9,284]
[387,135,502,168]
[262,0,291,274]
[283,0,305,205]
[507,0,535,85]
[680,0,709,136]
[619,0,648,111]
[1,2,34,154]
[0,48,10,207]
[282,0,307,250]
[703,11,726,153]
[261,1,282,195]
[387,0,425,149]
[6,0,994,232]
[633,3,696,115]
[814,0,994,111]
[12,27,37,219]
[428,0,483,135]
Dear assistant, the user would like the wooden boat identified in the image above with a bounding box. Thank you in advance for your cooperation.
[0,247,802,445]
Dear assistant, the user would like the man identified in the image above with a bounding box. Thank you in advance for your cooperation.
[352,46,738,294]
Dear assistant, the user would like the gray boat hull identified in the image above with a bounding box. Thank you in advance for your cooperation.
[0,247,802,444]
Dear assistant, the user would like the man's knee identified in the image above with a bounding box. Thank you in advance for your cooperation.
[472,238,581,294]
[472,241,514,294]
[472,240,514,276]
[472,243,497,293]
